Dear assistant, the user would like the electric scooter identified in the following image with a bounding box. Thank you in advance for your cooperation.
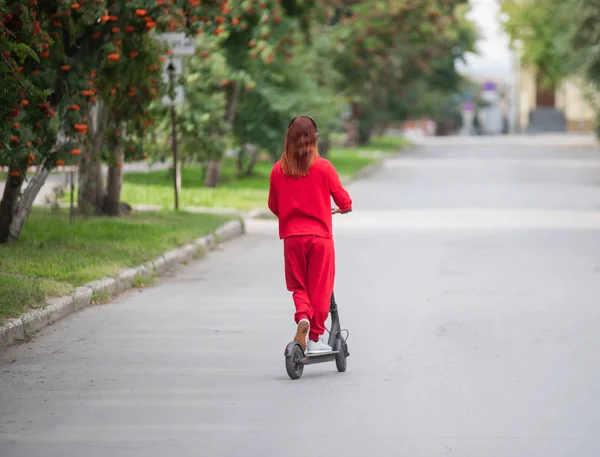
[284,209,351,380]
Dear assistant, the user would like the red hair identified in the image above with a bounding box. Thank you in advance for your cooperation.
[281,116,319,177]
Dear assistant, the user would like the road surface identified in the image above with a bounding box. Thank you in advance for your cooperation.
[2,136,600,456]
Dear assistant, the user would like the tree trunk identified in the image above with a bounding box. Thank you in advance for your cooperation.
[244,146,259,176]
[78,101,108,216]
[345,118,359,148]
[175,161,182,193]
[0,171,24,243]
[204,160,221,188]
[358,125,373,145]
[201,161,208,181]
[224,82,242,124]
[78,154,104,215]
[318,134,331,158]
[103,143,125,216]
[373,122,388,137]
[8,165,51,240]
[235,146,245,179]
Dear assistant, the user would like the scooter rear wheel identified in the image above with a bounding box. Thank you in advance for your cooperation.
[285,344,305,379]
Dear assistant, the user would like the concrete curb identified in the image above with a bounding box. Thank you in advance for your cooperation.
[0,218,245,349]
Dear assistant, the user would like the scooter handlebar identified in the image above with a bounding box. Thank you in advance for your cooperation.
[332,208,352,214]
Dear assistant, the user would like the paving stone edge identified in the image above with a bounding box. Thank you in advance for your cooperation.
[0,218,245,349]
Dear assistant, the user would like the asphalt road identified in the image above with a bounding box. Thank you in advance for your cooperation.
[2,136,600,456]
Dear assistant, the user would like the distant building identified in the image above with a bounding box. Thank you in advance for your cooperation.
[517,64,598,133]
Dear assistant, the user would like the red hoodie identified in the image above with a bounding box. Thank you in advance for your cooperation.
[268,157,352,240]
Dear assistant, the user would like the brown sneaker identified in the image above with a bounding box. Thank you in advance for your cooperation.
[293,319,310,354]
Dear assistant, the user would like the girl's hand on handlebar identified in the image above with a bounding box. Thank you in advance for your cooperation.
[332,208,352,214]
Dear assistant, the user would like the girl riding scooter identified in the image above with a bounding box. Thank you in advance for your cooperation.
[268,116,352,354]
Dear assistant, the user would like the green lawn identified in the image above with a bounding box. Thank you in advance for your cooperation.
[120,135,408,211]
[0,208,231,324]
[0,274,72,322]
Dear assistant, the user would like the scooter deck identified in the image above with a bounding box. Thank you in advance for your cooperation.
[306,350,339,358]
[302,351,339,365]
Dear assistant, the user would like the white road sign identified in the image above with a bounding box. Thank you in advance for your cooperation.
[158,33,196,56]
[162,86,185,106]
[162,56,183,84]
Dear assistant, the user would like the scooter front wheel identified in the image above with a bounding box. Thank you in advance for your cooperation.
[285,344,305,379]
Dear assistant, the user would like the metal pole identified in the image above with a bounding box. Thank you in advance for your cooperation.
[170,102,179,211]
[69,168,74,223]
[168,65,180,211]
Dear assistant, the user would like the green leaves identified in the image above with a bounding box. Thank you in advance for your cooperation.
[11,43,40,64]
[502,0,576,86]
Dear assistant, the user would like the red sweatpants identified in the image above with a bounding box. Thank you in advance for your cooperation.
[284,235,335,342]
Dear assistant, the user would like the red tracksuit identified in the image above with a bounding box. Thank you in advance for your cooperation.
[268,157,352,341]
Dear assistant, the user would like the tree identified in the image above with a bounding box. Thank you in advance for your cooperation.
[501,0,579,89]
[1,0,243,235]
[145,32,231,189]
[570,0,600,136]
[328,0,477,144]
[2,0,480,243]
[502,0,600,136]
[0,0,81,242]
[203,0,334,185]
[232,29,344,167]
[74,0,233,214]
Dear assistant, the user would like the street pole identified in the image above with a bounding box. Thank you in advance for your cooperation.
[69,168,74,223]
[168,66,179,211]
[171,103,179,211]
